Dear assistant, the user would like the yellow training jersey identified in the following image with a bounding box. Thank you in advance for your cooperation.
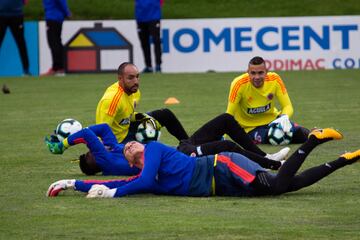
[226,72,293,133]
[96,82,141,142]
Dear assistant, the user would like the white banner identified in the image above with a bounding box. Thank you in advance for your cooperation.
[39,16,360,73]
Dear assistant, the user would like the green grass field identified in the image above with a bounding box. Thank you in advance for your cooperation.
[25,0,360,20]
[0,70,359,239]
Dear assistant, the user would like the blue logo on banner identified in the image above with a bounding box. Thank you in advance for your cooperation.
[162,24,358,53]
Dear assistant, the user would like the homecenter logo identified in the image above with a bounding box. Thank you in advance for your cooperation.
[163,25,358,53]
[160,16,360,71]
[36,17,360,74]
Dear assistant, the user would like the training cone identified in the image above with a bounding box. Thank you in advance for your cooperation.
[164,97,180,105]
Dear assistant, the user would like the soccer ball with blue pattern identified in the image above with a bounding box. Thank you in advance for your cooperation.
[55,118,83,141]
[135,119,161,143]
[268,123,293,145]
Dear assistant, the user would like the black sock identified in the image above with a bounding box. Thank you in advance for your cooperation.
[149,108,189,141]
[199,140,281,170]
[292,126,310,143]
[326,157,349,168]
[271,137,319,193]
[217,113,266,156]
[284,157,348,193]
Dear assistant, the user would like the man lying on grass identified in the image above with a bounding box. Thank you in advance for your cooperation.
[45,114,289,176]
[47,128,359,198]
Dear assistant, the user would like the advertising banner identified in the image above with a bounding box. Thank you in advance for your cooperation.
[2,16,359,76]
[0,21,39,76]
[161,16,360,72]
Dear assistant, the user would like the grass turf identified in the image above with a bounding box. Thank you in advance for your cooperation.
[24,0,360,20]
[0,69,359,239]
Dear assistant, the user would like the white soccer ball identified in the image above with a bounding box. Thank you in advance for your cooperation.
[268,123,293,145]
[55,118,83,141]
[135,119,161,143]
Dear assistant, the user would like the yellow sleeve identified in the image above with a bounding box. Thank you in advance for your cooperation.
[226,101,238,116]
[275,81,294,118]
[226,78,242,116]
[96,99,115,126]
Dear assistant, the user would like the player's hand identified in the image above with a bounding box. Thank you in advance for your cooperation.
[86,184,116,198]
[45,136,65,154]
[47,179,75,197]
[49,134,60,142]
[135,113,161,130]
[269,114,292,132]
[135,112,152,121]
[143,118,161,131]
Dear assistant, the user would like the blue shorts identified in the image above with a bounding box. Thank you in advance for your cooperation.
[214,152,264,196]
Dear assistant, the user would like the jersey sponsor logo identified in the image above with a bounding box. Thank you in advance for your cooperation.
[247,103,271,114]
[119,118,131,125]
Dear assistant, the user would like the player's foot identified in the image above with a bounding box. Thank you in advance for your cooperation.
[340,149,360,164]
[40,68,56,76]
[54,69,65,77]
[142,67,153,73]
[155,65,161,73]
[47,179,75,197]
[23,70,31,77]
[41,68,65,77]
[308,128,343,144]
[266,147,290,161]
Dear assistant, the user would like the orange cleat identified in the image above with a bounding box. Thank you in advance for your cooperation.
[308,128,343,141]
[341,149,360,162]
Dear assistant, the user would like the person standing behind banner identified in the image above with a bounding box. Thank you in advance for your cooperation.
[135,0,163,73]
[0,0,30,76]
[41,0,71,76]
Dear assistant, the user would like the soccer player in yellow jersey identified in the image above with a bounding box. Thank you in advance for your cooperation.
[96,62,188,143]
[226,56,309,144]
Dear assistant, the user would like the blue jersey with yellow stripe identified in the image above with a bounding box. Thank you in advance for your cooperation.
[67,123,140,176]
[75,142,266,197]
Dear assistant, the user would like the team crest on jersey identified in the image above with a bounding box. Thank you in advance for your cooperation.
[247,96,253,102]
[119,118,130,125]
[247,103,271,114]
[133,100,137,109]
[267,93,274,100]
[253,131,263,144]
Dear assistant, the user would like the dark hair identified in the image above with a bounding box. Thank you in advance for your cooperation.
[249,56,265,65]
[117,62,134,75]
[79,152,101,175]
